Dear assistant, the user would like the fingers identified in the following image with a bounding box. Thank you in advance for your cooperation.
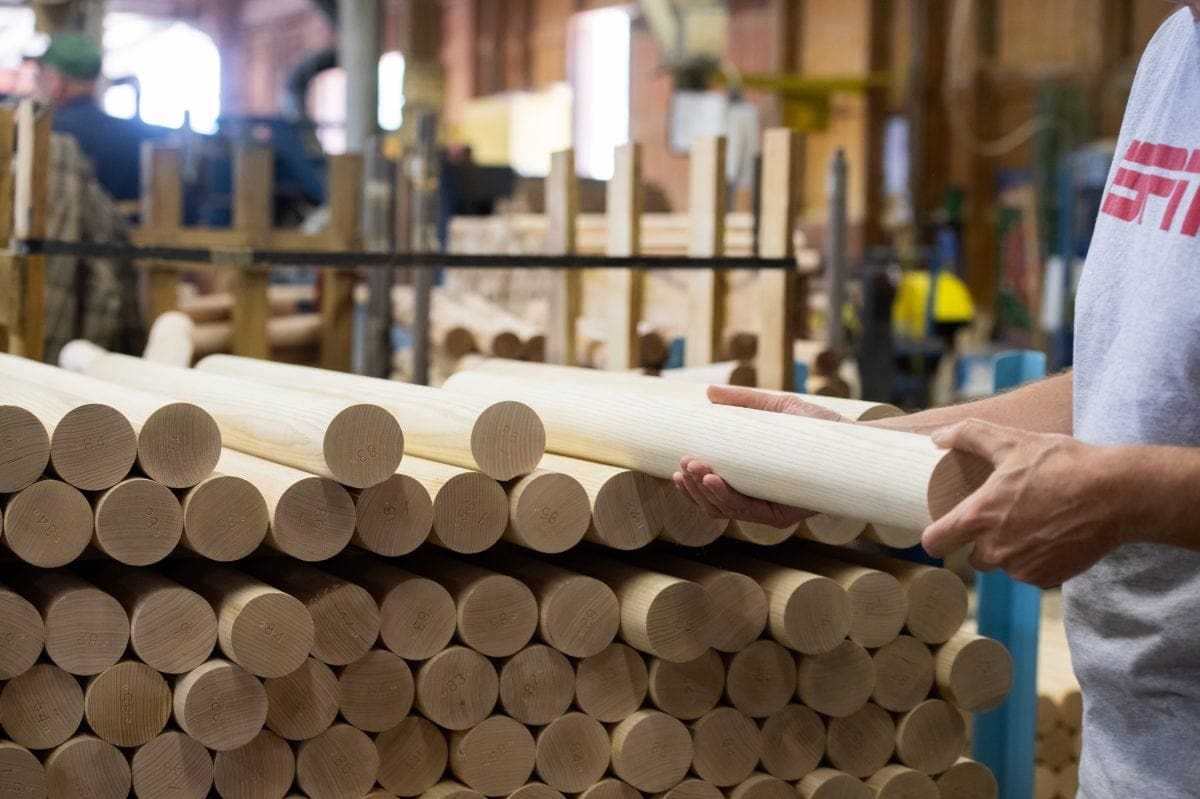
[921,494,987,558]
[706,385,847,422]
[930,419,1020,462]
[674,462,723,519]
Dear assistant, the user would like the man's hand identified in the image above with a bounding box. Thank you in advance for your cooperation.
[922,419,1127,587]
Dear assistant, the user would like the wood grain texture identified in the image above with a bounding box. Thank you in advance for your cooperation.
[263,657,340,741]
[685,136,727,368]
[0,404,48,493]
[934,632,1013,713]
[498,645,575,726]
[506,784,563,799]
[653,778,721,799]
[824,704,896,778]
[545,149,579,366]
[866,765,938,799]
[399,457,509,554]
[92,477,183,565]
[173,659,268,751]
[796,639,875,718]
[795,769,871,799]
[755,129,800,392]
[609,709,693,793]
[0,583,45,679]
[647,650,725,721]
[863,525,923,549]
[577,779,639,799]
[11,570,129,675]
[130,731,213,799]
[724,640,797,719]
[84,660,171,747]
[181,473,270,562]
[423,781,486,799]
[449,715,536,796]
[605,142,643,373]
[657,480,728,547]
[689,706,760,787]
[337,649,414,733]
[934,757,997,799]
[871,636,935,713]
[537,454,664,550]
[213,730,296,799]
[352,473,434,557]
[196,355,545,480]
[0,664,84,749]
[44,735,130,799]
[3,479,94,567]
[295,723,379,799]
[727,773,793,799]
[723,519,797,547]
[414,646,500,731]
[574,643,648,723]
[534,712,610,793]
[504,469,591,553]
[758,705,825,781]
[375,716,449,797]
[0,741,47,799]
[796,515,866,546]
[894,699,967,775]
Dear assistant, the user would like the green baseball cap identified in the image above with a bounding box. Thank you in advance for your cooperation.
[39,32,102,80]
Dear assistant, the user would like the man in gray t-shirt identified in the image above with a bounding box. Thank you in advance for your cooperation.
[675,4,1200,796]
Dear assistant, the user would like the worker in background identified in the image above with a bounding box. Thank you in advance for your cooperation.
[676,3,1200,798]
[35,31,168,203]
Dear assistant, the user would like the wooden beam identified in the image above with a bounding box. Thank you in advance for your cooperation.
[545,149,579,365]
[230,146,273,360]
[908,0,950,225]
[756,128,800,390]
[864,0,894,250]
[605,143,643,371]
[320,154,363,371]
[685,136,727,367]
[141,145,185,325]
[965,0,999,309]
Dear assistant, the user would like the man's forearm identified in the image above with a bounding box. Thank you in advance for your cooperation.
[869,372,1073,435]
[1114,444,1200,552]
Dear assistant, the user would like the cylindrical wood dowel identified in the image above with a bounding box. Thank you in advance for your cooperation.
[796,515,866,546]
[130,730,214,799]
[189,313,323,361]
[216,448,356,562]
[375,716,449,797]
[488,548,619,658]
[795,769,872,799]
[2,480,94,567]
[506,783,564,799]
[758,704,825,781]
[84,660,171,747]
[934,632,1013,713]
[863,524,924,549]
[723,519,796,546]
[0,741,46,799]
[295,723,379,799]
[724,640,796,719]
[414,646,500,731]
[574,643,648,723]
[658,479,728,547]
[499,645,575,726]
[44,735,130,799]
[894,699,967,775]
[352,473,434,556]
[504,469,591,553]
[0,583,44,679]
[934,757,997,799]
[534,712,610,793]
[652,777,722,799]
[337,649,414,733]
[647,650,725,721]
[400,456,509,553]
[91,477,184,565]
[690,707,761,787]
[197,355,546,480]
[728,773,793,799]
[173,659,268,751]
[263,657,340,741]
[171,563,315,678]
[409,550,538,658]
[83,353,403,488]
[866,765,937,799]
[796,640,875,718]
[538,454,664,550]
[871,635,935,713]
[0,664,84,749]
[609,709,694,793]
[0,403,48,493]
[424,781,486,799]
[577,779,640,799]
[212,730,296,799]
[10,570,129,675]
[824,704,896,778]
[181,472,270,561]
[449,715,536,797]
[442,369,987,529]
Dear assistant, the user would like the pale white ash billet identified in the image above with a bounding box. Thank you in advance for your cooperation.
[2,479,94,567]
[870,635,935,713]
[796,640,875,718]
[504,468,591,553]
[130,731,213,799]
[43,735,131,799]
[262,657,340,741]
[498,644,576,726]
[823,704,896,778]
[723,640,797,719]
[865,765,938,799]
[535,712,610,793]
[180,471,270,562]
[574,643,648,723]
[934,632,1014,714]
[795,769,872,799]
[537,453,664,550]
[173,659,268,751]
[647,650,725,721]
[449,715,536,797]
[9,570,129,675]
[336,649,414,732]
[608,709,694,793]
[414,646,500,731]
[689,706,761,787]
[0,403,48,493]
[351,472,433,557]
[0,741,46,799]
[0,583,44,679]
[294,723,379,799]
[212,730,296,799]
[375,716,448,797]
[91,477,184,566]
[83,660,171,747]
[0,663,84,750]
[399,456,509,554]
[757,704,825,781]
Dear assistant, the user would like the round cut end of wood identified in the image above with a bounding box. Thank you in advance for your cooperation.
[690,707,761,787]
[174,660,268,751]
[871,635,934,713]
[758,704,825,781]
[0,588,45,679]
[377,574,457,661]
[903,568,967,645]
[0,664,84,749]
[275,476,356,562]
[84,661,171,747]
[534,712,609,793]
[938,635,1013,713]
[94,478,184,565]
[843,571,907,649]
[537,573,619,658]
[574,643,648,723]
[376,715,449,797]
[322,404,404,489]
[0,741,47,799]
[431,471,509,553]
[591,471,664,550]
[426,781,486,799]
[728,773,793,799]
[658,481,728,547]
[131,731,213,799]
[490,331,525,360]
[656,778,722,799]
[306,581,381,666]
[724,520,797,546]
[506,784,564,799]
[457,575,538,658]
[798,514,866,545]
[337,649,414,732]
[498,645,575,726]
[643,579,713,663]
[647,650,725,720]
[43,585,130,676]
[450,715,536,796]
[45,736,130,799]
[264,657,340,741]
[296,723,379,799]
[353,473,433,557]
[128,584,218,674]
[926,450,992,522]
[935,758,997,799]
[780,574,852,655]
[228,590,316,678]
[213,730,295,799]
[4,480,93,567]
[471,400,546,481]
[796,768,872,799]
[694,569,767,653]
[0,405,49,493]
[577,779,640,799]
[824,704,896,778]
[415,646,500,731]
[797,639,875,718]
[139,402,222,489]
[182,474,269,561]
[725,640,797,719]
[50,404,137,491]
[865,765,938,799]
[508,471,590,553]
[609,710,693,793]
[894,699,967,775]
[864,524,922,548]
[445,327,478,358]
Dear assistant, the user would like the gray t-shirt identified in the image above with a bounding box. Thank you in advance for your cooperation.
[1069,8,1200,797]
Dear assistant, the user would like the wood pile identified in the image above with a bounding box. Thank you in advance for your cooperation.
[1034,618,1081,799]
[177,285,319,364]
[0,354,1007,799]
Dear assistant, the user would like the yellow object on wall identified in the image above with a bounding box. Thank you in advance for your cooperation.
[892,270,976,340]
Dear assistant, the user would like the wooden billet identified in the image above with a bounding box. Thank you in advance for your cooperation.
[577,779,640,799]
[652,778,721,799]
[647,650,725,721]
[796,769,872,799]
[661,361,754,388]
[173,659,268,751]
[263,657,340,741]
[935,757,997,799]
[197,355,545,480]
[871,635,935,712]
[92,477,183,565]
[83,661,171,747]
[2,479,93,567]
[507,784,564,799]
[574,643,648,723]
[504,468,591,553]
[498,645,575,726]
[608,709,693,793]
[0,404,47,493]
[535,712,610,793]
[724,640,796,719]
[728,773,793,799]
[824,704,896,778]
[178,286,310,323]
[337,649,413,733]
[0,664,84,749]
[83,353,403,488]
[684,135,727,368]
[796,640,875,718]
[180,472,270,561]
[213,730,296,799]
[414,646,499,731]
[352,473,433,556]
[0,583,44,679]
[723,519,797,546]
[375,716,448,797]
[442,369,985,529]
[0,741,46,799]
[130,731,214,799]
[866,766,938,799]
[690,706,761,787]
[11,570,128,675]
[934,632,1013,713]
[44,735,130,799]
[538,453,664,550]
[894,699,967,775]
[758,704,825,781]
[189,313,322,360]
[796,515,866,546]
[863,524,923,549]
[658,479,728,547]
[400,456,508,553]
[449,715,536,796]
[295,723,379,799]
[424,781,486,799]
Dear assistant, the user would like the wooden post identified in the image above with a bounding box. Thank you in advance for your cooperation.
[413,646,500,731]
[647,650,724,721]
[44,736,131,799]
[131,731,214,799]
[8,103,50,361]
[173,659,268,752]
[574,643,648,723]
[0,106,15,353]
[606,143,643,371]
[336,649,414,733]
[796,640,875,718]
[448,715,536,796]
[934,757,997,798]
[295,724,379,799]
[690,707,761,787]
[319,155,363,371]
[83,661,171,748]
[230,146,273,359]
[212,731,295,799]
[535,712,610,793]
[498,644,576,725]
[545,149,579,365]
[934,631,1013,713]
[685,136,727,368]
[0,663,84,750]
[538,453,664,551]
[262,657,340,741]
[756,129,800,390]
[142,144,185,325]
[758,705,826,781]
[0,583,44,680]
[0,404,47,493]
[375,716,448,797]
[504,468,592,554]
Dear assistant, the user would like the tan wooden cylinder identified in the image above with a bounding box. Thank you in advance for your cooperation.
[0,664,84,749]
[172,562,315,678]
[263,657,340,741]
[609,710,694,793]
[337,649,414,733]
[84,353,403,488]
[215,448,356,562]
[574,642,649,722]
[1056,764,1079,799]
[933,757,996,799]
[180,472,270,562]
[0,741,47,799]
[189,313,323,360]
[91,477,183,565]
[499,644,576,726]
[0,403,49,493]
[400,456,509,553]
[366,792,402,799]
[84,660,171,747]
[723,519,797,546]
[724,640,797,719]
[689,707,761,787]
[796,640,875,718]
[1032,765,1056,799]
[507,783,564,799]
[758,704,825,781]
[196,354,546,481]
[866,765,937,799]
[777,548,907,649]
[652,778,721,799]
[0,583,45,679]
[329,556,456,661]
[352,472,434,557]
[2,479,94,567]
[376,716,449,797]
[863,524,923,549]
[130,731,213,799]
[491,549,620,658]
[871,635,935,713]
[796,515,867,546]
[934,632,1014,713]
[449,715,537,797]
[178,287,307,323]
[424,781,486,799]
[577,779,639,799]
[534,712,610,793]
[658,479,728,547]
[795,769,872,799]
[11,570,129,675]
[557,552,713,663]
[414,646,500,731]
[295,723,379,799]
[505,468,592,553]
[1037,725,1072,770]
[173,659,268,751]
[43,735,130,799]
[894,699,966,775]
[212,729,295,799]
[824,704,896,778]
[728,773,793,799]
[647,650,725,721]
[243,560,380,666]
[539,453,665,550]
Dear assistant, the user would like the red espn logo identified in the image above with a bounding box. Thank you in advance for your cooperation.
[1101,139,1200,236]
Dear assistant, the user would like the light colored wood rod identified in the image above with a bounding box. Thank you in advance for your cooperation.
[43,735,130,799]
[658,478,728,547]
[796,515,867,545]
[724,640,796,719]
[2,479,94,568]
[728,773,794,799]
[863,524,924,549]
[399,456,509,553]
[824,704,896,779]
[449,715,536,796]
[141,144,183,323]
[212,730,296,799]
[130,731,213,799]
[652,777,721,799]
[609,709,694,793]
[351,473,434,557]
[723,518,797,546]
[229,146,273,361]
[934,757,997,799]
[84,660,171,748]
[871,634,935,713]
[0,741,46,799]
[317,156,361,372]
[190,313,322,360]
[0,664,84,750]
[0,583,44,679]
[91,477,183,566]
[685,135,727,368]
[336,649,413,733]
[660,360,755,387]
[423,781,486,799]
[796,640,875,718]
[173,659,267,752]
[606,142,644,372]
[82,353,403,488]
[545,149,580,366]
[934,631,1014,713]
[797,767,873,798]
[414,646,499,731]
[647,650,725,721]
[504,468,591,553]
[538,453,664,550]
[178,286,312,323]
[577,779,640,799]
[755,128,801,392]
[507,783,565,799]
[535,712,610,793]
[574,643,648,723]
[180,471,270,562]
[295,723,379,799]
[262,657,339,742]
[866,765,938,799]
[0,404,48,493]
[758,705,825,781]
[498,644,576,726]
[375,716,448,797]
[894,699,968,775]
[9,570,128,676]
[689,707,760,787]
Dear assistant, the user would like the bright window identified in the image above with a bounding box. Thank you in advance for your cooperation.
[306,51,407,154]
[378,50,405,131]
[570,7,631,180]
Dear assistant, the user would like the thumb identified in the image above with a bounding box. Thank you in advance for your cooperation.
[931,419,1020,463]
[707,385,846,422]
